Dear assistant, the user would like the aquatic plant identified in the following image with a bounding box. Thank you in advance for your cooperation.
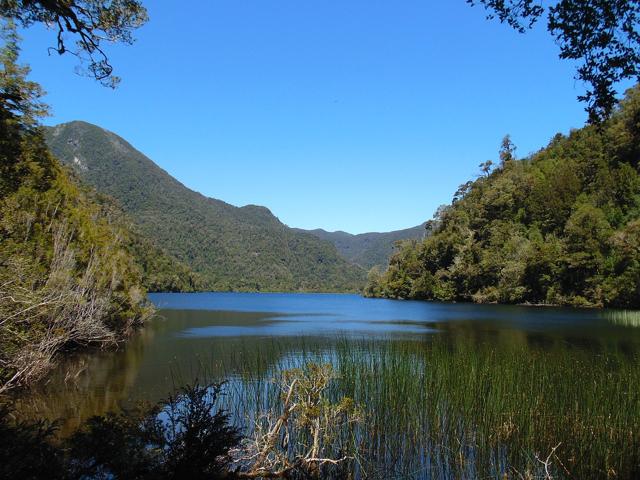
[210,336,640,479]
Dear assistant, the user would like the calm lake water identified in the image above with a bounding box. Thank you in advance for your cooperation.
[15,293,640,478]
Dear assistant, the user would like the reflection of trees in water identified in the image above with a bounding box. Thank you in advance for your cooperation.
[432,318,640,354]
[429,321,534,353]
[13,307,640,441]
[13,326,152,436]
[603,310,640,328]
[182,336,336,381]
[12,311,334,436]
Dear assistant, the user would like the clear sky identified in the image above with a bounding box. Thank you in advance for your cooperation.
[18,1,609,234]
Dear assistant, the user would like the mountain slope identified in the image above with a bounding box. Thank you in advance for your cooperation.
[366,86,640,308]
[297,224,428,270]
[45,121,365,292]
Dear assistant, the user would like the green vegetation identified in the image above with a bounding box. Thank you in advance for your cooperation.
[189,336,640,478]
[367,86,640,308]
[84,190,204,292]
[127,228,204,292]
[0,21,150,391]
[0,383,241,480]
[297,223,428,270]
[334,337,640,478]
[12,308,640,478]
[7,318,640,479]
[1,366,359,479]
[45,121,366,292]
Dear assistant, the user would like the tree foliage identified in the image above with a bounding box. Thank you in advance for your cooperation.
[468,0,640,122]
[367,85,640,308]
[0,19,151,391]
[0,0,148,87]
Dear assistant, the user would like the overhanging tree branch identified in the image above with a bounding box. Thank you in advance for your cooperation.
[0,0,148,87]
[467,0,640,122]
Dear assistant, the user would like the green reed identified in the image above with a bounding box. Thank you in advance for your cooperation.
[603,309,640,328]
[206,336,639,479]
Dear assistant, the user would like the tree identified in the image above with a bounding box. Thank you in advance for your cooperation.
[467,0,640,122]
[0,18,47,128]
[365,85,640,308]
[479,159,494,176]
[0,18,49,194]
[498,135,516,166]
[0,0,148,87]
[453,180,473,203]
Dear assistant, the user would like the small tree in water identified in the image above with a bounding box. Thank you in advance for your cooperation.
[235,363,362,479]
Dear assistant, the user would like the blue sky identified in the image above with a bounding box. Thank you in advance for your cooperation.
[18,1,611,233]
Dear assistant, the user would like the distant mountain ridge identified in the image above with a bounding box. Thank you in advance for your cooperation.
[45,121,365,292]
[296,224,428,270]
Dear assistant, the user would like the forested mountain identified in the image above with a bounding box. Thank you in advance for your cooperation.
[366,86,640,308]
[45,122,365,292]
[297,224,428,270]
[88,193,203,293]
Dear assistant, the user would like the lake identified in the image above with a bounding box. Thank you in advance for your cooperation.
[15,293,640,478]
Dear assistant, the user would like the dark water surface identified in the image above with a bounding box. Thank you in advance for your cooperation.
[17,293,639,425]
[14,293,640,478]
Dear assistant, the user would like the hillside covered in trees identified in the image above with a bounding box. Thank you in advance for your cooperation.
[0,25,155,390]
[297,224,428,270]
[45,122,366,292]
[93,196,203,293]
[366,86,640,308]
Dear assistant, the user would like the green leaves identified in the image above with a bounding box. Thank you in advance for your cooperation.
[369,85,640,308]
[1,0,148,87]
[468,1,640,122]
[0,73,150,390]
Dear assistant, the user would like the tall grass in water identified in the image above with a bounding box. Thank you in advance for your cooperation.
[603,310,640,328]
[214,337,640,479]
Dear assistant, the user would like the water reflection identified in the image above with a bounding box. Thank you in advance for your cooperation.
[602,309,640,328]
[13,293,640,435]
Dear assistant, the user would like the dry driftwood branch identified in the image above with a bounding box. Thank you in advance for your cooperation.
[232,364,360,479]
[535,442,562,480]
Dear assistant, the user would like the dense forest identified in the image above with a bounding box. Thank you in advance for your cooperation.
[0,22,154,391]
[0,20,203,391]
[45,121,366,292]
[76,189,203,293]
[366,86,640,308]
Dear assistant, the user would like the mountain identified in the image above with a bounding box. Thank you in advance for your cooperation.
[366,86,640,308]
[296,224,428,270]
[45,121,365,292]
